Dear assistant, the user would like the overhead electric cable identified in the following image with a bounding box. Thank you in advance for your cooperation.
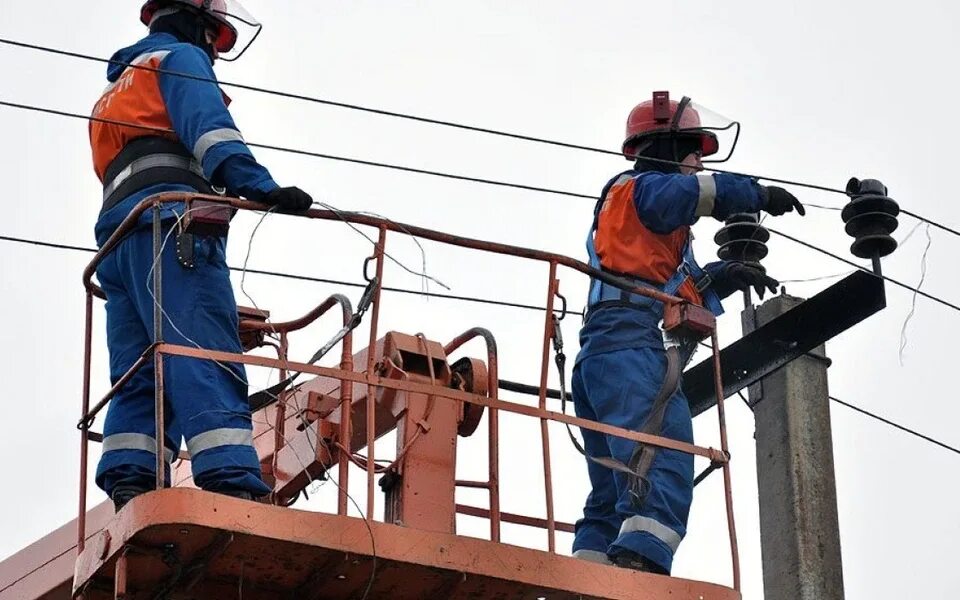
[1,36,959,238]
[499,377,960,458]
[0,234,95,254]
[0,233,571,315]
[766,227,960,314]
[2,95,959,260]
[829,396,959,456]
[0,231,955,456]
[0,99,595,200]
[1,101,958,314]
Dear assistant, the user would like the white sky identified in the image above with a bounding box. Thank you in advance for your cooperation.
[2,1,960,598]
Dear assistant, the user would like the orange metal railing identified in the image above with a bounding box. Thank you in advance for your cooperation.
[76,192,740,591]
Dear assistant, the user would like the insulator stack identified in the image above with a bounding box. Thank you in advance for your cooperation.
[841,178,899,259]
[714,212,769,266]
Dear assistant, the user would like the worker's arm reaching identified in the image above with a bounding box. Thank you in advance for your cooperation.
[629,171,804,234]
[158,45,312,210]
[626,171,801,301]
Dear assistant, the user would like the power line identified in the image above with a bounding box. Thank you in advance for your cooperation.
[0,234,95,254]
[767,227,960,314]
[1,99,958,315]
[0,99,596,201]
[830,396,959,456]
[2,36,959,239]
[3,231,956,458]
[0,39,855,197]
[0,233,569,315]
[500,377,960,459]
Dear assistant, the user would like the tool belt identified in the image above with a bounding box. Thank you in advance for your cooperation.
[586,267,714,318]
[101,136,214,213]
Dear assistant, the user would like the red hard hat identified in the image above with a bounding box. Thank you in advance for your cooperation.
[622,91,719,159]
[141,0,238,53]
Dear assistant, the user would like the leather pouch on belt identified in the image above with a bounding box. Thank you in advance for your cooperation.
[183,199,234,237]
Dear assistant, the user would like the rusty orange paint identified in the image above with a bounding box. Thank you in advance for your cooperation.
[20,192,744,599]
[73,489,741,600]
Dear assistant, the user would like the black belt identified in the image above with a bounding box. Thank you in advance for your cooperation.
[101,136,213,213]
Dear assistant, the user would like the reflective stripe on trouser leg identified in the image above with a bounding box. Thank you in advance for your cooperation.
[619,516,682,552]
[101,226,271,496]
[102,432,176,463]
[575,348,693,573]
[573,549,613,565]
[95,234,183,496]
[187,428,255,456]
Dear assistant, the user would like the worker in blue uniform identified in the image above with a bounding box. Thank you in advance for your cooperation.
[572,91,805,573]
[89,0,313,510]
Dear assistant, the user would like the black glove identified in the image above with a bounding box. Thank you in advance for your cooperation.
[263,186,313,211]
[713,262,779,300]
[759,186,805,217]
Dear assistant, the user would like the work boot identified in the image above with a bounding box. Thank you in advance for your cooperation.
[610,550,668,575]
[111,486,148,512]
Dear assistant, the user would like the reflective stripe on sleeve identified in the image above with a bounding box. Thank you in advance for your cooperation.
[186,427,255,456]
[193,128,245,163]
[695,173,717,217]
[101,432,176,463]
[619,515,682,552]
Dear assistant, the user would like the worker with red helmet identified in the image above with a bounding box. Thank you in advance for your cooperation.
[572,92,804,573]
[89,0,312,510]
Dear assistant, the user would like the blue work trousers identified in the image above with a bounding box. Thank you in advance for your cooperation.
[571,347,694,573]
[95,222,271,497]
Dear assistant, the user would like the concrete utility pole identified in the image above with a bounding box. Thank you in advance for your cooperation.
[744,294,845,600]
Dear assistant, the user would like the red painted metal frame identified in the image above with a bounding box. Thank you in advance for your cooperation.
[444,328,501,542]
[239,293,354,509]
[72,489,742,600]
[712,330,741,590]
[74,192,741,593]
[364,226,387,520]
[537,265,559,551]
[156,343,728,459]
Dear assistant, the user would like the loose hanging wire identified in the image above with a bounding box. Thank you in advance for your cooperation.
[144,208,379,598]
[778,210,928,286]
[314,201,449,291]
[898,224,933,364]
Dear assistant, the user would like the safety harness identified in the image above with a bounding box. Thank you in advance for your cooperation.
[584,171,724,318]
[101,136,214,213]
[560,172,725,508]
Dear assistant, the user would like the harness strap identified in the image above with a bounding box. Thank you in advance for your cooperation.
[555,316,684,509]
[101,136,213,213]
[625,344,683,506]
[585,173,724,317]
[554,328,681,509]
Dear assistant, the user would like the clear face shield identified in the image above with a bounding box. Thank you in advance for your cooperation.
[669,97,741,164]
[207,0,262,62]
